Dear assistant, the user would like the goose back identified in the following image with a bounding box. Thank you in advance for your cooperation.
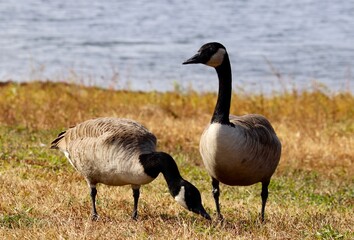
[51,117,157,186]
[200,114,281,186]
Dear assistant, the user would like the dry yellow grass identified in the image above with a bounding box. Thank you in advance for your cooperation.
[0,81,353,239]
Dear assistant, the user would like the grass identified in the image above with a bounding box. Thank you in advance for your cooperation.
[0,81,353,239]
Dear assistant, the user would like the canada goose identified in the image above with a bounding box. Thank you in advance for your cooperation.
[51,117,210,220]
[183,42,281,221]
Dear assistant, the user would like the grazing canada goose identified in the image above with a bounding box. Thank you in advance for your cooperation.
[51,117,210,220]
[183,42,282,221]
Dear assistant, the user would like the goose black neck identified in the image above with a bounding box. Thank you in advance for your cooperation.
[211,53,232,125]
[139,152,184,197]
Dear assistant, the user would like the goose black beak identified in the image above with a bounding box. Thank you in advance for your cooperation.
[192,206,211,220]
[183,53,202,64]
[200,207,211,220]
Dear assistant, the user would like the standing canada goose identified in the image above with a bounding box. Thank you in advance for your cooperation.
[51,117,210,220]
[183,42,281,221]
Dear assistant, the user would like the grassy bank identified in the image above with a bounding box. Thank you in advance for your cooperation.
[0,81,353,239]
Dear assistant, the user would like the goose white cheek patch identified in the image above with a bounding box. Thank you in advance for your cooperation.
[174,186,188,209]
[206,48,226,67]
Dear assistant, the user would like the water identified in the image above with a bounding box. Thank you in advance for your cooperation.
[1,0,353,93]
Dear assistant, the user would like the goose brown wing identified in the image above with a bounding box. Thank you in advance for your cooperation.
[50,117,157,152]
[229,114,280,146]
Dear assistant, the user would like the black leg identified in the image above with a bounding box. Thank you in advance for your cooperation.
[131,187,140,220]
[90,187,99,221]
[212,177,223,220]
[261,180,270,222]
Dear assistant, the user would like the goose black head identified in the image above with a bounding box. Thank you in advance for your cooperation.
[183,42,227,67]
[174,180,211,220]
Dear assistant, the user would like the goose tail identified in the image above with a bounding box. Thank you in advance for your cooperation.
[50,130,66,149]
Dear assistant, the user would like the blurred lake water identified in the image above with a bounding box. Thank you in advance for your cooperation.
[1,0,353,93]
